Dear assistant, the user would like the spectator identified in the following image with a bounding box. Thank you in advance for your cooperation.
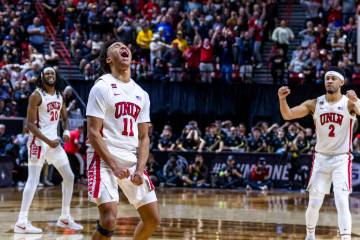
[136,21,153,60]
[27,17,46,53]
[300,0,321,24]
[159,153,189,187]
[158,125,176,151]
[271,20,294,59]
[269,128,288,154]
[237,31,254,83]
[224,127,247,152]
[163,42,184,82]
[269,46,286,85]
[199,38,215,83]
[64,126,85,181]
[183,35,201,81]
[216,155,243,189]
[0,124,11,155]
[182,155,209,188]
[149,33,166,70]
[246,158,271,191]
[172,31,188,52]
[199,125,223,152]
[67,99,83,130]
[247,127,267,152]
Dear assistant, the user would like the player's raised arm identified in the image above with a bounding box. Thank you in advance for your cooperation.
[346,89,360,115]
[278,86,315,120]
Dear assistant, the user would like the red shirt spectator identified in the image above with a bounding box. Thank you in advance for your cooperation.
[64,128,82,154]
[200,41,213,63]
[250,164,269,181]
[142,1,160,21]
[184,45,201,68]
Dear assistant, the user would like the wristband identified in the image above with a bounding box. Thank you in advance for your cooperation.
[63,130,70,137]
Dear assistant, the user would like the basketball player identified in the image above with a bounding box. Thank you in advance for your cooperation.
[14,67,83,233]
[278,67,358,240]
[86,41,160,240]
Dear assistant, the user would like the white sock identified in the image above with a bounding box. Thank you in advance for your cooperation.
[334,192,352,237]
[56,163,74,219]
[305,192,325,236]
[18,165,42,223]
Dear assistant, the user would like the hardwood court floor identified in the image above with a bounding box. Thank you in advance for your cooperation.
[0,185,360,240]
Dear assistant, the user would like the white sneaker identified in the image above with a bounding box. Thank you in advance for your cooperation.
[56,216,83,231]
[14,221,43,234]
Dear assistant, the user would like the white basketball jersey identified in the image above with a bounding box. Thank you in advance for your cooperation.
[313,95,355,155]
[86,74,150,158]
[29,88,62,142]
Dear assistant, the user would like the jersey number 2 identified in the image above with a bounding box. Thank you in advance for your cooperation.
[122,118,134,136]
[328,124,335,137]
[50,111,58,121]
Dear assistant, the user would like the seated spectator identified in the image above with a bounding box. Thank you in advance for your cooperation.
[177,125,204,152]
[158,125,176,151]
[158,153,188,187]
[215,155,243,189]
[224,127,247,152]
[199,125,223,152]
[245,158,271,191]
[269,128,288,154]
[145,153,162,186]
[247,127,267,152]
[182,155,209,188]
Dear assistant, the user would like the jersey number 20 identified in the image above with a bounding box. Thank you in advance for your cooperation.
[328,124,335,137]
[50,111,58,121]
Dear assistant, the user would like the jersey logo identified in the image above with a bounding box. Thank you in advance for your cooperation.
[319,112,344,126]
[114,93,121,96]
[114,102,141,120]
[319,101,324,105]
[338,106,343,110]
[136,95,142,101]
[46,102,61,112]
[111,83,117,88]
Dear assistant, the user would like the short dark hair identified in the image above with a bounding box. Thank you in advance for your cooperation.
[99,40,118,74]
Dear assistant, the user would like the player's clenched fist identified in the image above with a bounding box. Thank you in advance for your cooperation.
[278,86,291,100]
[346,90,358,102]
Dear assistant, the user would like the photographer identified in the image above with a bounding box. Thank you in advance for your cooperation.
[216,155,243,189]
[245,158,271,191]
[182,155,209,188]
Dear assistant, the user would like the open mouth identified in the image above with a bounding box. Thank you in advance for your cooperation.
[120,50,129,58]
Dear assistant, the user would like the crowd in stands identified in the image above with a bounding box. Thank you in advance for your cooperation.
[47,0,279,83]
[151,120,316,155]
[270,0,360,85]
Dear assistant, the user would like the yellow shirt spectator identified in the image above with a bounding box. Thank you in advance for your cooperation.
[136,29,153,49]
[172,31,188,52]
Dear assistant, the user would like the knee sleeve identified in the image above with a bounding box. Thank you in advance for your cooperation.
[96,220,114,237]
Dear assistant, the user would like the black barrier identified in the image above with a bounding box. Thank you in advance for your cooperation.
[151,151,360,191]
[0,118,25,136]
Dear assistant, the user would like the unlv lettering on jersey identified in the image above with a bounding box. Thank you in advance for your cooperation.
[319,112,344,125]
[114,102,141,120]
[46,102,61,112]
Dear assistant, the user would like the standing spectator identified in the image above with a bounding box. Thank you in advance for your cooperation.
[199,38,215,83]
[163,42,184,82]
[67,99,83,131]
[269,47,286,85]
[237,31,254,83]
[149,33,166,70]
[64,126,85,181]
[171,31,188,52]
[271,20,294,59]
[27,17,46,53]
[219,38,234,84]
[300,0,321,24]
[136,21,153,60]
[183,35,201,82]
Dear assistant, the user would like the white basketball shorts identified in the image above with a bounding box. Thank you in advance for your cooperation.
[87,148,157,209]
[307,152,352,194]
[27,136,69,168]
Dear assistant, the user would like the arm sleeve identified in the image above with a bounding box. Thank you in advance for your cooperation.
[138,92,151,123]
[86,81,109,119]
